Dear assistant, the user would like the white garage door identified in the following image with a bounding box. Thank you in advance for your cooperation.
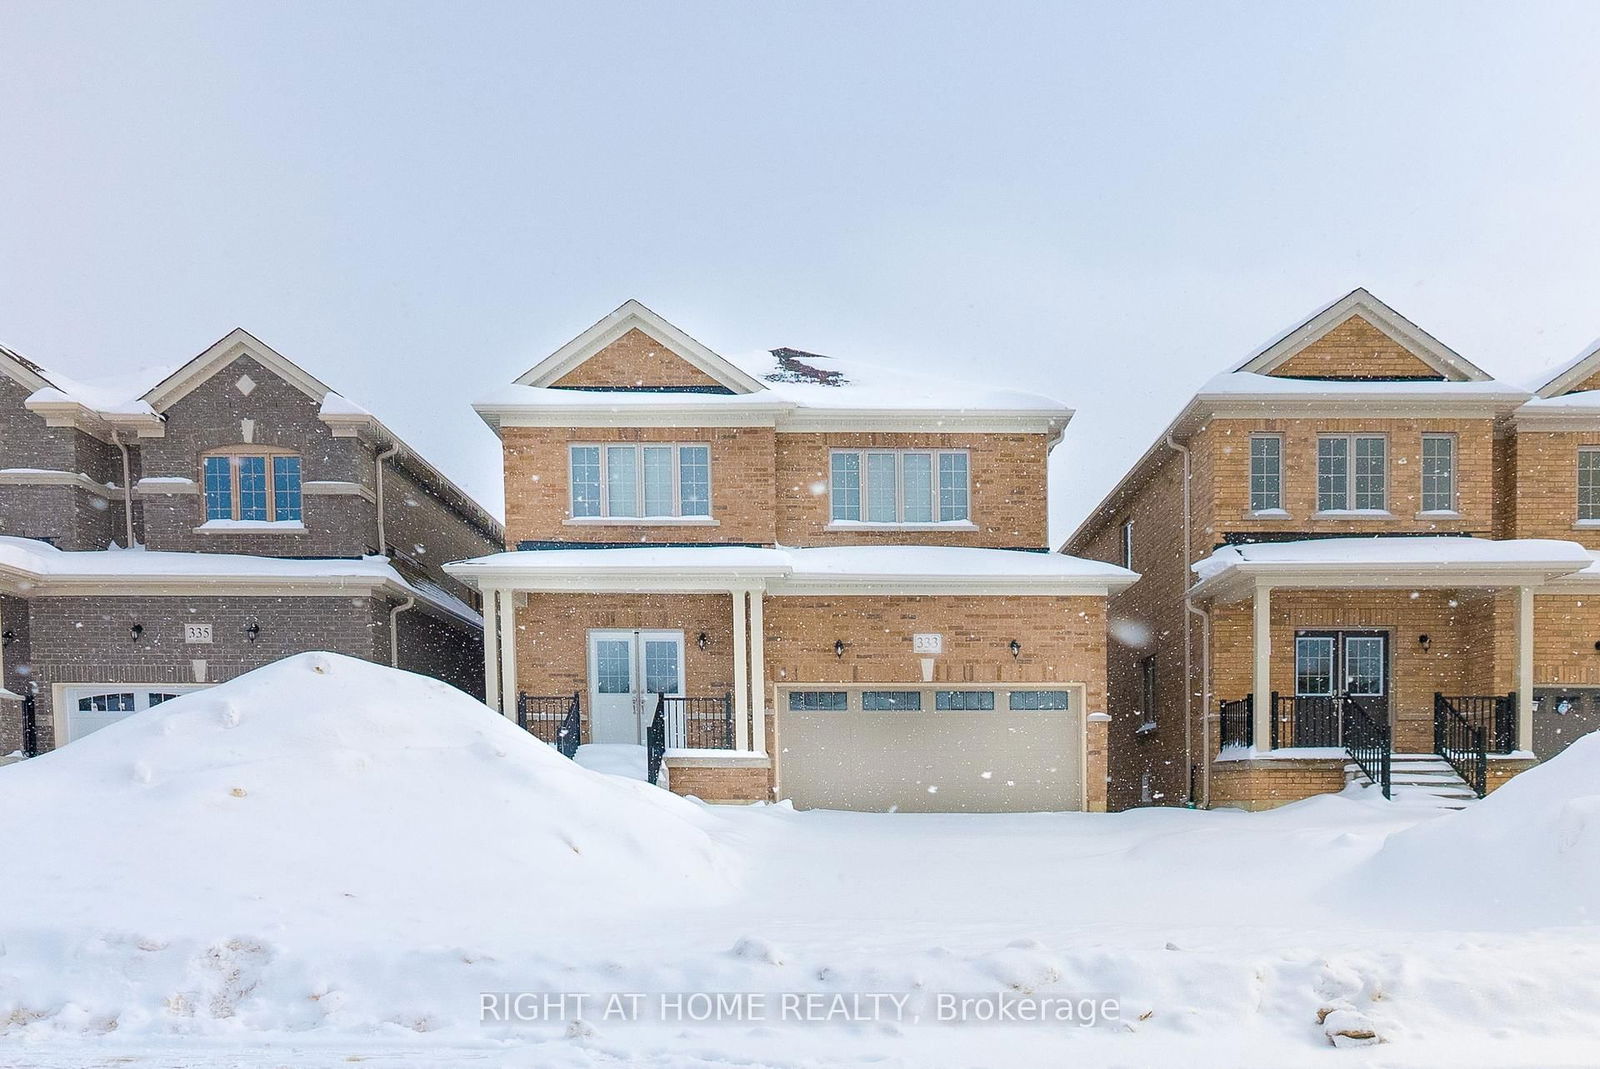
[776,685,1085,813]
[61,685,211,744]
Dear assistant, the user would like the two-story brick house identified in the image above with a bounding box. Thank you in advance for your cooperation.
[445,300,1136,811]
[0,328,502,754]
[1064,289,1598,810]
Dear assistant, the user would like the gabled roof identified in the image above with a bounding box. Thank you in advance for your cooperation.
[513,299,769,395]
[1231,287,1492,382]
[0,342,55,394]
[1531,336,1600,399]
[141,327,333,410]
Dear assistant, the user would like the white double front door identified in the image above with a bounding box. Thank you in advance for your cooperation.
[587,629,685,744]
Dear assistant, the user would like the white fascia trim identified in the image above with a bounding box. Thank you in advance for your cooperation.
[0,349,55,394]
[663,750,771,768]
[1233,288,1490,381]
[774,577,1133,596]
[1511,409,1600,431]
[477,403,1067,436]
[479,402,791,430]
[1190,561,1591,604]
[778,410,1073,437]
[1199,396,1528,419]
[515,300,769,395]
[1534,338,1600,398]
[142,328,332,411]
[446,565,1133,597]
[17,574,394,598]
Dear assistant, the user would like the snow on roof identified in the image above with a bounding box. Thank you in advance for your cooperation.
[1518,389,1600,413]
[318,392,375,417]
[1197,371,1528,400]
[448,544,1136,591]
[24,362,176,415]
[0,537,480,625]
[1193,537,1593,583]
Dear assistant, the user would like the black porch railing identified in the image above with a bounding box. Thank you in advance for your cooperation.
[646,693,735,786]
[647,696,667,785]
[1434,693,1488,798]
[1269,693,1342,749]
[20,691,38,759]
[516,692,582,759]
[1218,695,1253,750]
[1342,694,1392,800]
[1437,692,1516,754]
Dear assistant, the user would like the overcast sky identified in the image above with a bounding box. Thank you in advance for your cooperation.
[3,1,1599,544]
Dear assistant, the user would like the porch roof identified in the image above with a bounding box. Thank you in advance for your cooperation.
[445,544,1138,596]
[1189,536,1593,603]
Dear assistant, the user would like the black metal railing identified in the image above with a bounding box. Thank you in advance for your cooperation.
[659,693,736,750]
[1218,695,1253,750]
[1438,692,1516,754]
[647,696,667,785]
[1342,693,1392,800]
[1434,693,1488,798]
[1270,693,1342,749]
[516,692,582,758]
[20,692,38,758]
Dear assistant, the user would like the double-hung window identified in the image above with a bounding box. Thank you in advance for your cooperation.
[1420,434,1456,513]
[202,451,302,523]
[1579,448,1600,522]
[829,448,969,524]
[569,443,712,520]
[1249,435,1283,512]
[1317,435,1386,512]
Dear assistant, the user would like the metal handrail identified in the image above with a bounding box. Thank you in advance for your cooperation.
[647,695,667,785]
[1435,692,1489,797]
[1342,693,1392,799]
[516,691,583,758]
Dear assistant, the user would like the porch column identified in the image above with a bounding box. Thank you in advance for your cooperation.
[482,587,501,714]
[732,588,750,751]
[498,588,518,717]
[749,585,766,754]
[1516,584,1535,752]
[1252,584,1272,749]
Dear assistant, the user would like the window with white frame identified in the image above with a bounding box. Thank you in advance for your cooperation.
[1420,433,1456,513]
[828,449,969,524]
[201,450,302,522]
[569,443,712,520]
[1580,448,1600,522]
[1317,435,1386,512]
[1249,435,1282,512]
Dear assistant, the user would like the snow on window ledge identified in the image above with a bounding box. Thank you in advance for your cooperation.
[1243,508,1292,520]
[825,520,981,532]
[1416,510,1463,519]
[1312,509,1394,518]
[562,516,720,527]
[1574,520,1600,529]
[193,520,308,533]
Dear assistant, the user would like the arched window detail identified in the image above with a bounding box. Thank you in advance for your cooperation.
[200,447,302,523]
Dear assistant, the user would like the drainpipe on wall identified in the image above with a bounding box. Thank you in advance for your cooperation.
[374,442,400,556]
[113,431,136,548]
[389,595,415,668]
[1164,434,1198,805]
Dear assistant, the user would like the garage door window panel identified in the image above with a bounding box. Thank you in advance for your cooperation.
[862,690,923,711]
[936,690,995,711]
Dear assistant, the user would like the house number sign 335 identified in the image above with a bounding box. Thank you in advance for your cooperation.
[184,623,214,644]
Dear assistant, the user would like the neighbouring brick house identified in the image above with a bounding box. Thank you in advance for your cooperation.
[0,328,502,754]
[445,300,1136,810]
[1064,288,1600,810]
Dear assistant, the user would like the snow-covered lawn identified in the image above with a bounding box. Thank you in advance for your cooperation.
[3,653,1600,1067]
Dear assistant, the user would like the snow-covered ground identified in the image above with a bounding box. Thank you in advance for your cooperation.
[3,654,1600,1068]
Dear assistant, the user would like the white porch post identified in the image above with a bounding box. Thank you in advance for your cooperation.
[749,585,766,754]
[1516,585,1535,752]
[732,588,750,751]
[498,588,518,718]
[1252,583,1272,750]
[482,587,501,713]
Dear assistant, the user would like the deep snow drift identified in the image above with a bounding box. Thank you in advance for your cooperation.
[0,652,735,942]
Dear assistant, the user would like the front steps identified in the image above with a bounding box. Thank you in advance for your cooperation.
[1345,753,1480,809]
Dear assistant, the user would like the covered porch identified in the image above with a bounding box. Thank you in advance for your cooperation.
[1193,537,1592,805]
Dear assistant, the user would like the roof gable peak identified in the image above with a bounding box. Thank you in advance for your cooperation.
[141,327,332,411]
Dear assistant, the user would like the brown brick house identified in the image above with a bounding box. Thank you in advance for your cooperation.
[0,329,501,755]
[445,300,1136,811]
[1064,288,1600,810]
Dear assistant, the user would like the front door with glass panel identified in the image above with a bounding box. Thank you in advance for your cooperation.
[586,630,685,744]
[1293,630,1389,744]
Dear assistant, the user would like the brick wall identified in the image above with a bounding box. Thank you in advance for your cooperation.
[1209,757,1347,810]
[1268,316,1440,379]
[1506,429,1600,548]
[550,329,725,390]
[0,376,124,549]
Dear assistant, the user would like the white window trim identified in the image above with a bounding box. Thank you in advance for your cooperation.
[1315,433,1388,515]
[568,442,714,522]
[1420,432,1457,514]
[1248,433,1284,514]
[827,448,971,526]
[1579,446,1600,523]
[201,450,303,525]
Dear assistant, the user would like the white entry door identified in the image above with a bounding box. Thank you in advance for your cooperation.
[586,630,685,744]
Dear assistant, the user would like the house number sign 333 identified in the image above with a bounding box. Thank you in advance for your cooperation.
[912,633,943,654]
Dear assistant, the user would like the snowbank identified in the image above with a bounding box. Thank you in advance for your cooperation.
[1350,734,1600,926]
[0,653,734,944]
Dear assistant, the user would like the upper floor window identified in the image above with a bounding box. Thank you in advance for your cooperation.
[202,450,302,523]
[1579,448,1600,522]
[1421,433,1456,513]
[829,449,970,525]
[1317,435,1386,513]
[1249,435,1282,513]
[570,443,711,520]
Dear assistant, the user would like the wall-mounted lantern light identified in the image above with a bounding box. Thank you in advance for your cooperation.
[696,631,708,652]
[1,630,13,648]
[130,623,144,642]
[244,621,261,642]
[1417,634,1431,652]
[834,639,846,658]
[1010,639,1022,659]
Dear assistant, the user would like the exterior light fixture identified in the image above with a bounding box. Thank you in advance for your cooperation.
[0,630,12,647]
[130,623,144,641]
[696,631,708,651]
[834,639,846,658]
[1418,634,1431,652]
[245,621,261,642]
[1010,640,1022,658]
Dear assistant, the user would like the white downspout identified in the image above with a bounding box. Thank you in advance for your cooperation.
[113,431,136,548]
[375,442,400,555]
[389,594,415,668]
[1165,434,1200,806]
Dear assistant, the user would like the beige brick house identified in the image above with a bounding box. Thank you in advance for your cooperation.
[1064,288,1600,810]
[445,300,1136,811]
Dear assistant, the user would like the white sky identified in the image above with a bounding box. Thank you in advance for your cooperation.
[3,1,1599,545]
